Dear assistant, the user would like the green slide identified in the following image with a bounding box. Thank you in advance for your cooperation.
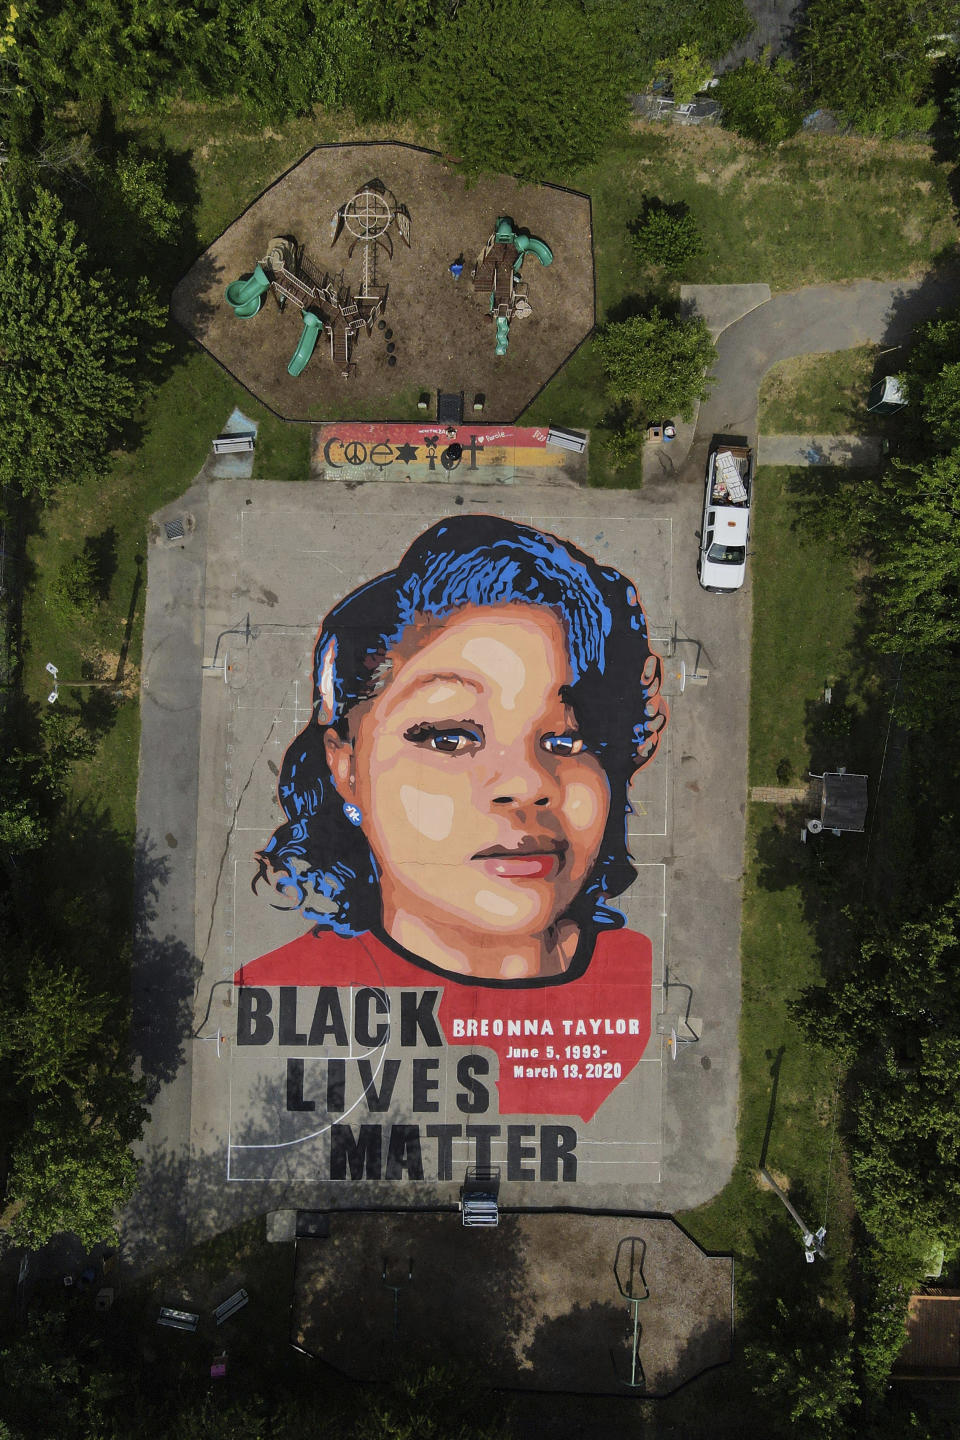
[287,310,323,377]
[513,234,553,271]
[225,263,270,318]
[493,216,553,273]
[495,315,510,356]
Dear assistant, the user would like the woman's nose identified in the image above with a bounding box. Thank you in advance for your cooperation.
[490,746,555,807]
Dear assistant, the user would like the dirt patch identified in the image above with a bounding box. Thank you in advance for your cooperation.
[172,143,595,423]
[292,1211,732,1396]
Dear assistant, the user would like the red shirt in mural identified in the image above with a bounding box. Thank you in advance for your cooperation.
[235,926,651,1123]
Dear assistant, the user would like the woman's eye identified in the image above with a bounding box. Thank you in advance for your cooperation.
[541,733,586,756]
[404,724,481,755]
[429,730,477,754]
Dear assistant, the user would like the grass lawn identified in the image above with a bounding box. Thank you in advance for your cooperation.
[526,125,955,478]
[19,343,283,831]
[746,466,863,788]
[562,127,956,307]
[758,346,885,434]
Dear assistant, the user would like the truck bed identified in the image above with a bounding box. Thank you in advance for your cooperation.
[709,446,750,505]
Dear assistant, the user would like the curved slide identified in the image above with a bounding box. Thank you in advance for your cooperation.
[225,263,270,318]
[287,310,323,377]
[513,234,553,272]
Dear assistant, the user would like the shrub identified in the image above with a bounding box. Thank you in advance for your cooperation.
[605,419,644,471]
[50,552,99,620]
[715,56,805,145]
[630,199,704,272]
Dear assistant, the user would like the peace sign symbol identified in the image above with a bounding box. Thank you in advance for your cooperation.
[344,440,368,466]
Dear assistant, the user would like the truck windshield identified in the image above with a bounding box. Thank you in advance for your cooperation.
[707,542,745,565]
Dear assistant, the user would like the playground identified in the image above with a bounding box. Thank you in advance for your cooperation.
[291,1212,732,1396]
[172,143,594,423]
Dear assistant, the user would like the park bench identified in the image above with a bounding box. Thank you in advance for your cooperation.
[157,1306,199,1332]
[213,434,255,454]
[459,1165,500,1227]
[213,1288,249,1325]
[460,1194,499,1226]
[546,425,587,454]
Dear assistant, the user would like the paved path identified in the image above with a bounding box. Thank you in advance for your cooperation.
[647,269,960,483]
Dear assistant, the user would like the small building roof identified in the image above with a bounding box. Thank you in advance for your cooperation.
[821,772,868,832]
[894,1292,960,1380]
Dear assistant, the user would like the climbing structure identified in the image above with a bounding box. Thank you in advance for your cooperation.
[224,228,398,379]
[472,216,552,356]
[331,180,411,312]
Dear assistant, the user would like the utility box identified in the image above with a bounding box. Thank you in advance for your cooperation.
[866,376,906,415]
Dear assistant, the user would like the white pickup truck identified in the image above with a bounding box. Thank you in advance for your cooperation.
[698,442,753,593]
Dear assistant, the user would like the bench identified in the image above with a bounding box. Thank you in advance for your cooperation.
[213,1288,249,1325]
[157,1306,199,1332]
[213,433,255,455]
[460,1195,499,1227]
[546,425,587,454]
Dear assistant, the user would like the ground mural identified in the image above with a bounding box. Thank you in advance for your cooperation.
[225,512,669,1188]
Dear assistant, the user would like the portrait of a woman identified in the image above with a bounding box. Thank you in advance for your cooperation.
[234,515,667,1121]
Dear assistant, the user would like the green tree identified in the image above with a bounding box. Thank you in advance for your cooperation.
[594,309,715,422]
[620,0,752,76]
[655,42,713,103]
[715,55,805,144]
[746,1298,859,1436]
[0,186,167,502]
[630,198,704,271]
[905,312,960,448]
[866,448,960,663]
[796,891,960,1237]
[4,1102,144,1248]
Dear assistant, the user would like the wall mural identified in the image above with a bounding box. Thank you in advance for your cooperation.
[231,515,668,1186]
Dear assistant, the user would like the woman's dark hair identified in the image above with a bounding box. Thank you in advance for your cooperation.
[254,515,667,935]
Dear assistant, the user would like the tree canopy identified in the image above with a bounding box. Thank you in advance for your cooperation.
[800,0,952,129]
[715,56,806,145]
[0,186,166,502]
[594,309,716,422]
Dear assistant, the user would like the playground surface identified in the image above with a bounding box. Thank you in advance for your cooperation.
[290,1211,733,1396]
[172,143,594,423]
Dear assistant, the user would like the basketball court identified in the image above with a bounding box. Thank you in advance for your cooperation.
[130,475,744,1251]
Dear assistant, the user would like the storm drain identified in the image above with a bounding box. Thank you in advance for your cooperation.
[164,517,185,541]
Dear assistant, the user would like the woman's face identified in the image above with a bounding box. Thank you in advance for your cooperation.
[326,605,611,960]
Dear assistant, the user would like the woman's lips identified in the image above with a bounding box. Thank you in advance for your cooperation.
[472,841,566,881]
[478,854,559,880]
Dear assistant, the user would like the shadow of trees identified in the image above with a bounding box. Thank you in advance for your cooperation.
[131,834,202,1105]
